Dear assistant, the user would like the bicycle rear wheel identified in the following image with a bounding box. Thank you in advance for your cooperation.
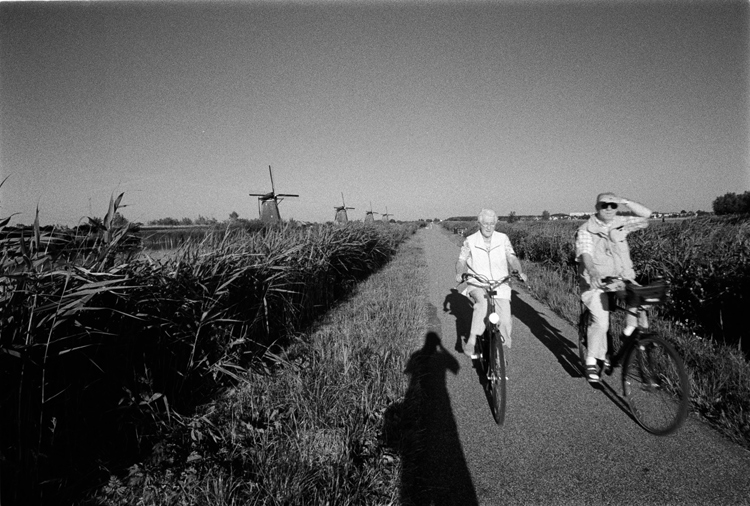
[578,306,589,375]
[622,334,689,435]
[488,329,507,425]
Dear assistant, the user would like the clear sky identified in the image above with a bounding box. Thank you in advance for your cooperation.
[1,0,747,226]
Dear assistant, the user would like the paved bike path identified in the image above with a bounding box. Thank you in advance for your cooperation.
[416,225,750,505]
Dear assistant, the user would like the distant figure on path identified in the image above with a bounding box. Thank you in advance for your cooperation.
[575,192,652,382]
[454,209,527,360]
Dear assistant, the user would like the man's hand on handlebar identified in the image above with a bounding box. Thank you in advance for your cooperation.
[600,276,627,292]
[587,266,602,289]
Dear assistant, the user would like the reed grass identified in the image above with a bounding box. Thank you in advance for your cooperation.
[81,229,429,505]
[1,192,420,504]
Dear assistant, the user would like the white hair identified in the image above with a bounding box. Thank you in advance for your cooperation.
[477,209,497,223]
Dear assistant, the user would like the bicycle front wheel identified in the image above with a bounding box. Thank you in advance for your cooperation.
[488,330,507,425]
[622,334,689,435]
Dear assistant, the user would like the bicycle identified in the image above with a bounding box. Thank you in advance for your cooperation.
[578,276,690,435]
[461,270,520,425]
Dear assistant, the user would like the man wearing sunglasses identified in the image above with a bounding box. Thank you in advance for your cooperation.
[575,193,652,382]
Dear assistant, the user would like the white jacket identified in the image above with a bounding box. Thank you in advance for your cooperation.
[459,230,515,300]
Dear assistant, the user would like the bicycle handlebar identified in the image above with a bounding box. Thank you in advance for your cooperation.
[599,276,627,292]
[461,270,521,289]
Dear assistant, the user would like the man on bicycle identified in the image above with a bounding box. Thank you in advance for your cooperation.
[576,192,652,382]
[455,209,527,360]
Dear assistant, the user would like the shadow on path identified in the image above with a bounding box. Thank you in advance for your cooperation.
[442,288,473,353]
[510,291,582,377]
[511,292,637,423]
[385,331,478,505]
[591,373,639,424]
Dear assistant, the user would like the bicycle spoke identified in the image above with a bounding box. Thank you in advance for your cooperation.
[622,336,689,435]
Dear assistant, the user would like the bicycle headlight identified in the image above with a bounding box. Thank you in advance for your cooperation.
[488,312,500,324]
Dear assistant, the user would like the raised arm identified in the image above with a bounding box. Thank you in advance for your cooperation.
[619,197,652,218]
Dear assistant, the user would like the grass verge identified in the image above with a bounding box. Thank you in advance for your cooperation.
[82,233,429,504]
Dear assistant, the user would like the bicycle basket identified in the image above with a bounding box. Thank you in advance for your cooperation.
[627,280,668,306]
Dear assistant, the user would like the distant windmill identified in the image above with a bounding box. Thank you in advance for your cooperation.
[334,193,355,224]
[249,166,299,224]
[364,201,379,224]
[382,206,393,223]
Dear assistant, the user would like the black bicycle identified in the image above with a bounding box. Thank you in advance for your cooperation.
[578,277,690,435]
[461,271,518,425]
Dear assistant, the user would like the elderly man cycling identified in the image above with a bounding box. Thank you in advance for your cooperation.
[455,209,527,360]
[576,192,652,382]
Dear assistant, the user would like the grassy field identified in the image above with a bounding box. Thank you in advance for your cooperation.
[442,217,750,450]
[80,231,429,505]
[0,192,425,505]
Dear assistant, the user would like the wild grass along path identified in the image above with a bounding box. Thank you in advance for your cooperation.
[415,225,750,505]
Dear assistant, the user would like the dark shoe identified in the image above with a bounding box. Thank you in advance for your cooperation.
[586,364,601,383]
[603,355,613,376]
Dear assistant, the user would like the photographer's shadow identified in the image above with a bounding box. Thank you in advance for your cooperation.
[384,331,478,506]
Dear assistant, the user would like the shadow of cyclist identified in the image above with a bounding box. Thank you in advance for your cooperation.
[510,291,583,377]
[384,331,479,505]
[511,292,637,422]
[442,288,473,353]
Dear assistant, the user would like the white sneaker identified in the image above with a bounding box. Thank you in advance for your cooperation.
[464,338,478,359]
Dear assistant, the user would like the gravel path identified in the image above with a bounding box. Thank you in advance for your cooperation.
[412,225,750,506]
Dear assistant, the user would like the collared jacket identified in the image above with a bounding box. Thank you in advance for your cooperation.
[459,230,516,300]
[576,215,647,292]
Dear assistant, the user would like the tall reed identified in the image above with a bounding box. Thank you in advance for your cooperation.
[82,232,429,504]
[1,194,417,505]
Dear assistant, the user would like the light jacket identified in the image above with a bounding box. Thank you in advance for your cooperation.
[577,215,637,292]
[461,230,514,300]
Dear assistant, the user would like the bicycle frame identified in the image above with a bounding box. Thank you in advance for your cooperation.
[579,277,689,435]
[599,277,665,368]
[461,270,518,425]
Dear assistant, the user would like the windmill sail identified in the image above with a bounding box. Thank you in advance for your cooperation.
[364,201,378,224]
[249,166,299,223]
[334,192,354,224]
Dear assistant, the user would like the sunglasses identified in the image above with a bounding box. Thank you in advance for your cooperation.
[599,202,618,210]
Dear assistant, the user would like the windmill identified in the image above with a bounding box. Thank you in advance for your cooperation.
[248,166,299,224]
[334,193,355,224]
[364,201,379,224]
[382,206,393,223]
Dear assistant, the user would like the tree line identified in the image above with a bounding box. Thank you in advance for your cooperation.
[713,191,750,215]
